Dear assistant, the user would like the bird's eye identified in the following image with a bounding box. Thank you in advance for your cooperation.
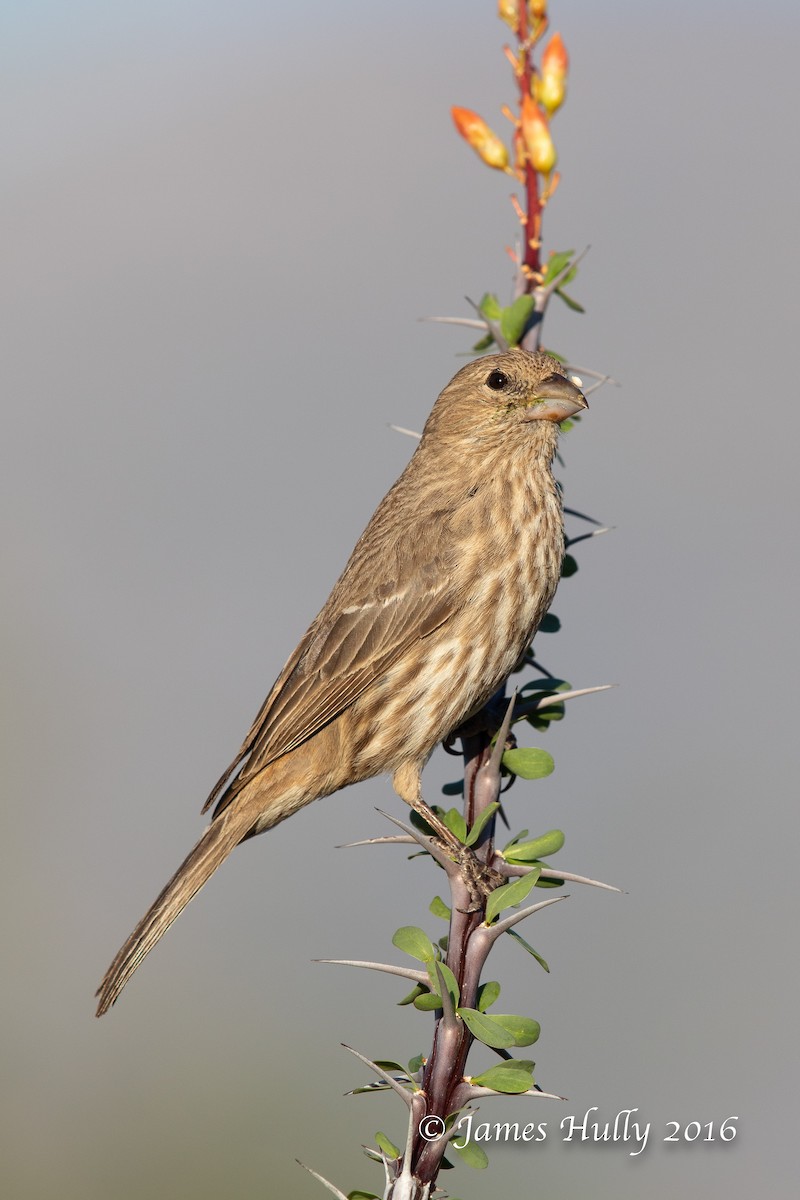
[485,369,509,391]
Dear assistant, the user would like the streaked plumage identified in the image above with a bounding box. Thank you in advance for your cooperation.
[96,349,586,1015]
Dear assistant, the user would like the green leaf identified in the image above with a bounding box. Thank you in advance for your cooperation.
[465,802,500,847]
[502,747,555,780]
[504,829,565,863]
[479,292,502,319]
[375,1132,401,1160]
[555,287,585,313]
[532,872,564,889]
[471,1060,536,1094]
[504,828,530,846]
[348,1192,381,1200]
[414,959,460,1012]
[457,1007,516,1048]
[397,983,427,1006]
[443,807,467,843]
[532,701,565,724]
[476,980,501,1012]
[441,779,464,796]
[520,677,570,693]
[485,867,542,924]
[499,294,536,347]
[490,1014,541,1046]
[506,928,551,971]
[561,553,579,577]
[392,926,435,962]
[472,333,495,353]
[414,992,445,1011]
[542,249,575,283]
[373,1059,407,1075]
[538,613,561,633]
[429,955,460,1003]
[407,1054,425,1076]
[450,1138,489,1169]
[429,895,451,920]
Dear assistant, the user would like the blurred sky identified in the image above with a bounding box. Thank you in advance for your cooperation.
[2,2,799,1197]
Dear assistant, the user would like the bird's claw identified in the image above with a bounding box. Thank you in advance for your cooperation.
[453,846,505,908]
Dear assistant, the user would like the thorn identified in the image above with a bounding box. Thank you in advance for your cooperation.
[484,894,569,942]
[375,809,460,876]
[389,423,422,441]
[341,1044,414,1108]
[530,683,617,708]
[539,869,623,892]
[418,315,488,329]
[337,834,416,848]
[583,378,613,397]
[465,296,508,351]
[483,692,517,787]
[296,1160,349,1200]
[495,862,623,892]
[565,527,614,548]
[314,959,428,984]
[461,1084,566,1102]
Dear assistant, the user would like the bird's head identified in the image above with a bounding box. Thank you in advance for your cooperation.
[423,349,587,448]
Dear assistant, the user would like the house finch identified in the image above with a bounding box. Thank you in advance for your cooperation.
[96,349,586,1015]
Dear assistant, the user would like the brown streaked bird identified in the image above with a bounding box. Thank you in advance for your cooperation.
[95,349,587,1015]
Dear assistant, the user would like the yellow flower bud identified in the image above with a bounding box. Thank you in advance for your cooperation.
[498,0,519,31]
[539,32,568,115]
[520,94,557,175]
[529,0,548,19]
[451,107,510,172]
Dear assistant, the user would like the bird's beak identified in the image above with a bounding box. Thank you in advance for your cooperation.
[526,373,588,423]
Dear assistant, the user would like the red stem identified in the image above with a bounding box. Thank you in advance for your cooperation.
[518,5,542,286]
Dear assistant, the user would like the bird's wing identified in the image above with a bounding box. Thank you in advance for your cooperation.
[203,553,456,817]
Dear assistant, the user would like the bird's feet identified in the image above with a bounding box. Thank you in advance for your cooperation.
[452,846,505,909]
[409,798,504,908]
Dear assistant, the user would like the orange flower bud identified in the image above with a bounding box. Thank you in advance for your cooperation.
[529,0,548,19]
[451,106,510,172]
[498,0,519,31]
[539,31,568,114]
[520,94,557,175]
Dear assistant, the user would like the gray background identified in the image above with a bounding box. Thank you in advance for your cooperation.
[3,1,797,1197]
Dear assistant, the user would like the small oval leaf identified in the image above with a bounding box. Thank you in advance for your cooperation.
[506,928,551,971]
[476,980,501,1012]
[490,1013,541,1046]
[470,1059,536,1094]
[457,1007,516,1048]
[450,1138,489,1169]
[465,802,500,847]
[502,747,555,780]
[504,829,565,862]
[392,926,435,962]
[443,807,467,843]
[485,867,541,924]
[375,1132,401,1160]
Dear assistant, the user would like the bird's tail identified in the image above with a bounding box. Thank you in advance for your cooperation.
[95,810,253,1016]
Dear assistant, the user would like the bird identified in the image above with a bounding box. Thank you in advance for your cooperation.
[95,348,587,1015]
